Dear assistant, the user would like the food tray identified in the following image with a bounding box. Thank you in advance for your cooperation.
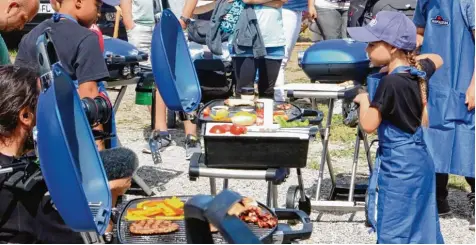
[117,196,274,244]
[198,99,302,123]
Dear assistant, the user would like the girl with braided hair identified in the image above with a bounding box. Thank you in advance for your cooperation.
[347,11,444,244]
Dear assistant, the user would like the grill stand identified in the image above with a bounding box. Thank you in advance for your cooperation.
[105,76,155,197]
[189,153,294,209]
[284,85,374,215]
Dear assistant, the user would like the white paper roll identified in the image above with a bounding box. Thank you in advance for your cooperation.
[256,99,274,126]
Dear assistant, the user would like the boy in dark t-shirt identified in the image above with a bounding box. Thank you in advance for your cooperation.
[14,0,117,150]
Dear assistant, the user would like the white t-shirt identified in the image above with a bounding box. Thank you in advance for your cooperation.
[314,0,350,10]
[254,5,286,47]
[168,0,186,18]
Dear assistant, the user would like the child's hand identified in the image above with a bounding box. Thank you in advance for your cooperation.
[353,92,369,104]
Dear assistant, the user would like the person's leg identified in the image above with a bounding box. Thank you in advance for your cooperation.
[275,9,303,102]
[183,120,201,160]
[233,56,257,97]
[257,58,282,99]
[465,177,475,230]
[315,8,342,40]
[436,173,451,215]
[340,9,349,39]
[127,25,172,154]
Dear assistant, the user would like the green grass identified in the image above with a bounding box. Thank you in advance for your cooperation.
[448,175,471,192]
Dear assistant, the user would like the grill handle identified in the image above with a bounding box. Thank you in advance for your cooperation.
[274,208,313,242]
[298,109,324,125]
[184,195,215,244]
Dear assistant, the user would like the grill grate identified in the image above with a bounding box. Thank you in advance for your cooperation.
[117,196,274,244]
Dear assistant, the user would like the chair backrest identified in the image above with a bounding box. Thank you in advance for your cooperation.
[150,9,202,113]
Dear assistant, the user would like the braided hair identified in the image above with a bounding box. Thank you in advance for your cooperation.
[405,51,429,127]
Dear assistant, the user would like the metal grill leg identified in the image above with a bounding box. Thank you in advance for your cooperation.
[113,86,128,114]
[267,182,273,208]
[315,99,335,201]
[348,127,361,202]
[210,178,217,195]
[272,184,278,208]
[223,179,229,190]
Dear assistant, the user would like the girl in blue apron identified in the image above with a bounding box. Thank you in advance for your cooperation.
[347,11,444,243]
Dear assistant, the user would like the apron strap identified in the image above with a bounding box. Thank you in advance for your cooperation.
[391,65,427,79]
[52,13,79,24]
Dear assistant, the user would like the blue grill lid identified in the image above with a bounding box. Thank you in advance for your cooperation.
[150,9,202,113]
[36,62,111,234]
[301,39,369,65]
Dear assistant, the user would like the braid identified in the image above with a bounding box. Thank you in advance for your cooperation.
[406,51,429,127]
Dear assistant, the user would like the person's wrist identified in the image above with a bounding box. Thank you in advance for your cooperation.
[180,16,190,29]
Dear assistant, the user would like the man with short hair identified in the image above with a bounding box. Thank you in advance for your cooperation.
[0,0,39,65]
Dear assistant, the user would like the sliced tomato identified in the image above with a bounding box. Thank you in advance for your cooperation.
[210,125,226,134]
[221,124,232,132]
[230,125,247,135]
[203,107,211,117]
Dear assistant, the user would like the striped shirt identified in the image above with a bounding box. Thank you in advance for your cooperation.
[283,0,308,11]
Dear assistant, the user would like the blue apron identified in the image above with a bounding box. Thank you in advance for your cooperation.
[366,67,444,244]
[413,0,475,177]
[52,13,118,148]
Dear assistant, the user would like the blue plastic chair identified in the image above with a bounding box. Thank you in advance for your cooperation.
[150,9,202,113]
[35,32,111,235]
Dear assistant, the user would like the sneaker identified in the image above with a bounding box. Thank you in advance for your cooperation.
[142,131,172,154]
[185,134,201,160]
[468,193,475,231]
[437,198,451,216]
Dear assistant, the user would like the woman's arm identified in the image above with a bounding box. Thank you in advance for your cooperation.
[263,0,284,8]
[120,0,135,30]
[415,53,444,70]
[416,27,425,48]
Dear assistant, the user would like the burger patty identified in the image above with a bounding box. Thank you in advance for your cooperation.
[129,220,179,235]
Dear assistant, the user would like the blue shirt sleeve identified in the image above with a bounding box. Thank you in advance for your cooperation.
[413,0,428,28]
[460,0,475,30]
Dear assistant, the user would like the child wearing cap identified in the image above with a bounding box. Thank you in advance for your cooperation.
[14,0,117,151]
[348,11,444,243]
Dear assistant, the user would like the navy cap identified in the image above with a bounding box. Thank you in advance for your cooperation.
[102,0,120,6]
[347,11,417,51]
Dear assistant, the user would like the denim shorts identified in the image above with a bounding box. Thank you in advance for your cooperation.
[229,45,285,60]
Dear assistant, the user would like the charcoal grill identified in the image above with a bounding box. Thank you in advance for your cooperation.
[116,195,312,244]
[187,99,322,213]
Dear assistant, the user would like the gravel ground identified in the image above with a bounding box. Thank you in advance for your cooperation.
[112,87,475,244]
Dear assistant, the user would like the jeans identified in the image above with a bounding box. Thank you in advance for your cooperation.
[274,8,303,102]
[316,8,348,40]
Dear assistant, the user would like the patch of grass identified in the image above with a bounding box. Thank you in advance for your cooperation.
[448,174,471,192]
[316,104,378,144]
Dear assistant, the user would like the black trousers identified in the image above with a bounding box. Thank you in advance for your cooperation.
[233,57,282,99]
[436,173,475,201]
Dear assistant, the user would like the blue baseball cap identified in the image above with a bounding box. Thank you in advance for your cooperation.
[347,11,417,51]
[102,0,120,6]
